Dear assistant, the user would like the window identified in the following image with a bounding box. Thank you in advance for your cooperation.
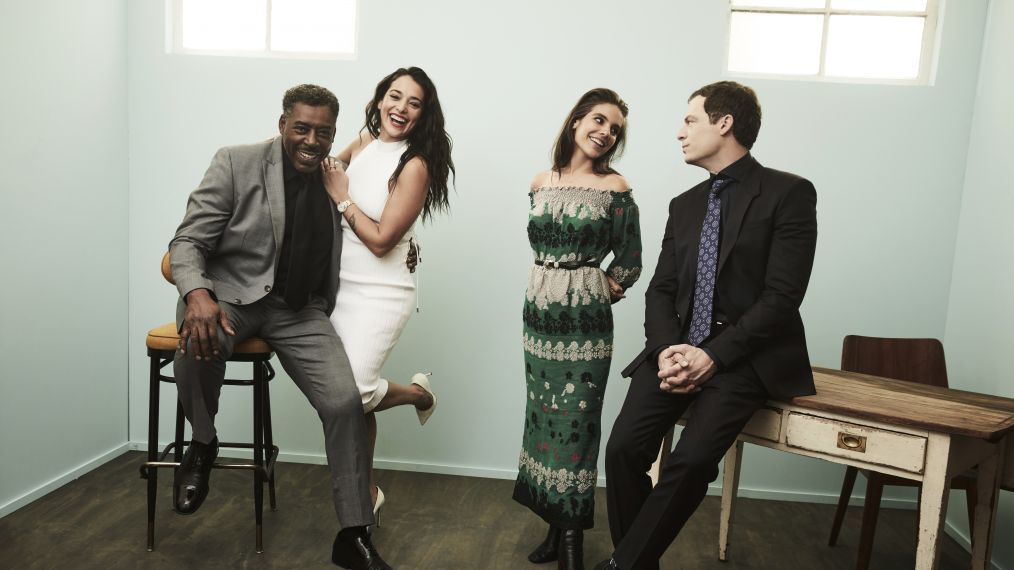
[726,0,939,83]
[168,0,358,59]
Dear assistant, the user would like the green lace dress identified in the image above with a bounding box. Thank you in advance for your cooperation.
[513,186,642,529]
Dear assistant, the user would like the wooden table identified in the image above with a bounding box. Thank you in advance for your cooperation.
[660,367,1014,569]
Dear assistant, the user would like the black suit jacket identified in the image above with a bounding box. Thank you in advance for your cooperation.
[622,155,818,399]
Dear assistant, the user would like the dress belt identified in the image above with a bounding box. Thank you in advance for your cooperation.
[534,259,600,270]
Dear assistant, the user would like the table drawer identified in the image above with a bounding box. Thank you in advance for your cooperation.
[741,407,782,442]
[784,412,927,474]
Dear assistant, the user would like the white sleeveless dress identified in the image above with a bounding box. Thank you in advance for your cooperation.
[331,138,417,412]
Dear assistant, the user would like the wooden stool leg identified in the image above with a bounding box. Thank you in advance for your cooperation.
[830,466,859,546]
[146,355,162,552]
[174,399,185,463]
[831,466,855,547]
[856,473,884,570]
[970,450,1001,570]
[253,360,265,553]
[261,365,277,511]
[965,479,977,547]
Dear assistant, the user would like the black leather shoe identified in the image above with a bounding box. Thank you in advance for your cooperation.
[332,527,392,569]
[528,525,562,563]
[591,560,619,570]
[557,529,584,570]
[173,438,218,515]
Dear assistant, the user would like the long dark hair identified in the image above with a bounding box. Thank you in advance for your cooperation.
[364,67,455,221]
[551,88,629,176]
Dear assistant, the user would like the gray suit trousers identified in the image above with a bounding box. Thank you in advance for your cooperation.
[174,292,372,529]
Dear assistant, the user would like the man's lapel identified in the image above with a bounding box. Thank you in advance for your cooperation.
[682,181,711,288]
[264,137,286,258]
[717,164,761,275]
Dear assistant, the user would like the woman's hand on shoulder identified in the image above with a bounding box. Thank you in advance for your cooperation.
[320,157,349,203]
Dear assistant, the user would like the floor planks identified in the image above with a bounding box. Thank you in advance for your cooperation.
[0,451,973,569]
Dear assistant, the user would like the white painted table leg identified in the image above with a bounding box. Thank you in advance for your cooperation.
[719,440,744,562]
[915,433,952,570]
[649,427,675,487]
[970,441,1003,570]
[649,441,664,487]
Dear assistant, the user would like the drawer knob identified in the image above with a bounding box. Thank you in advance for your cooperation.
[837,432,867,453]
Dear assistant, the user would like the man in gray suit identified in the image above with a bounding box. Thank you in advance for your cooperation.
[169,84,391,570]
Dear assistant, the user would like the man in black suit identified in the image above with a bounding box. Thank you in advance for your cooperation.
[593,81,818,570]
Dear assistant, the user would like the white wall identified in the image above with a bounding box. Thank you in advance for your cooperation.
[0,0,129,515]
[0,0,1006,566]
[944,0,1014,567]
[125,0,992,506]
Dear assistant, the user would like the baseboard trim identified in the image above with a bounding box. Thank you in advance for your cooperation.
[0,442,131,518]
[123,441,995,567]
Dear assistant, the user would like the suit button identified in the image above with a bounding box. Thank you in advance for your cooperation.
[264,285,272,292]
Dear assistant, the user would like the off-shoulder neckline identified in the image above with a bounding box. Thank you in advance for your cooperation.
[531,185,633,195]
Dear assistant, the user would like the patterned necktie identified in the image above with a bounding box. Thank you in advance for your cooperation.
[688,177,732,346]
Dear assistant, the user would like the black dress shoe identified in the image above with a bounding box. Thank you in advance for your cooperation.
[528,524,562,563]
[557,529,584,570]
[332,526,392,570]
[591,560,619,570]
[173,438,218,515]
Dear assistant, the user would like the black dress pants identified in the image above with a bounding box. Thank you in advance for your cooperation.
[605,358,767,570]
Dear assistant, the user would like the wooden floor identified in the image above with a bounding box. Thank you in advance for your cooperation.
[0,451,973,569]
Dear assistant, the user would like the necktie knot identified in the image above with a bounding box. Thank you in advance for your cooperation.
[710,176,732,195]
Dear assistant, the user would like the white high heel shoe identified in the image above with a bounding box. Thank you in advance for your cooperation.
[373,486,385,527]
[411,372,437,426]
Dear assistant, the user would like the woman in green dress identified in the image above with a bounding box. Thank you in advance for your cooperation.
[513,88,642,570]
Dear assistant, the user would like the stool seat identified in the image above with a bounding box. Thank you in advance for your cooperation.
[146,322,272,354]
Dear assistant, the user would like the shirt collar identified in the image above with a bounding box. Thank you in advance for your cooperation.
[282,151,298,182]
[712,152,756,185]
[282,151,308,183]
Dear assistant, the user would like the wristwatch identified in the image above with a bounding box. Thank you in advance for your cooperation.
[336,199,353,214]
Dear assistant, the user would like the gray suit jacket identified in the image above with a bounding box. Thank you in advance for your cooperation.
[169,137,342,314]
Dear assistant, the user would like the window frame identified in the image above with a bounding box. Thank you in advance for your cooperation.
[165,0,359,60]
[724,0,942,85]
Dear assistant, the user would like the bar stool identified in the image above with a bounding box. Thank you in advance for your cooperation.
[139,253,279,553]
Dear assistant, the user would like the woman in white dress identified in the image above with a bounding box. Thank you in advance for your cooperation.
[320,67,454,513]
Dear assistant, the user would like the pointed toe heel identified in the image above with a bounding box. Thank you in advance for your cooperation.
[411,372,437,426]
